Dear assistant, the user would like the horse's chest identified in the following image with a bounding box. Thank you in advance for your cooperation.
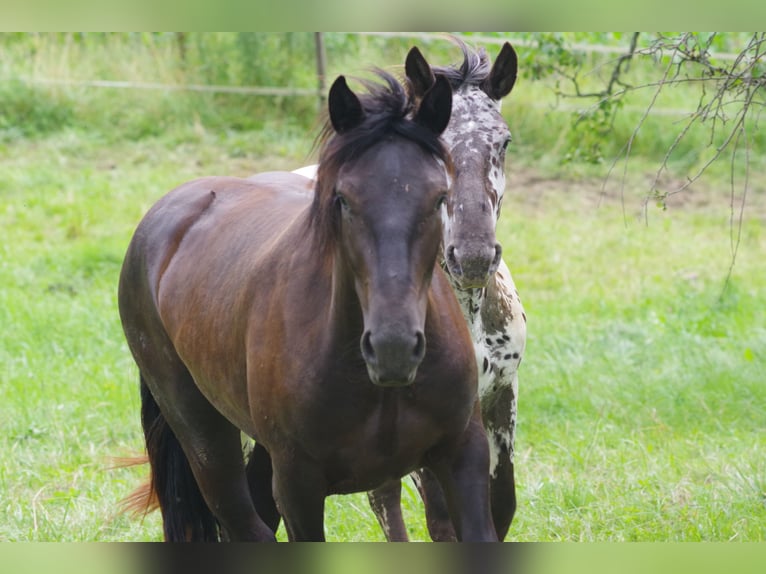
[475,327,524,398]
[459,291,525,400]
[286,383,467,494]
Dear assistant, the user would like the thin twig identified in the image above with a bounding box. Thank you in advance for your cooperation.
[722,121,749,298]
[556,32,765,279]
[600,54,676,225]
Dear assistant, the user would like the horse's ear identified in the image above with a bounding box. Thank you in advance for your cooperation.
[413,74,452,136]
[405,46,435,98]
[483,42,517,100]
[328,75,364,134]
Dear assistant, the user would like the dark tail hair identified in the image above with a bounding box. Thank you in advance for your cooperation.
[139,375,221,541]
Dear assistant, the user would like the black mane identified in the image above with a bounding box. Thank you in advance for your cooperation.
[432,37,491,90]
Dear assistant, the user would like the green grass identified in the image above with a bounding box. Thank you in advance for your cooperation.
[499,173,766,541]
[1,127,763,542]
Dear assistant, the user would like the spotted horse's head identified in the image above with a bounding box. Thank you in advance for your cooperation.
[406,39,517,290]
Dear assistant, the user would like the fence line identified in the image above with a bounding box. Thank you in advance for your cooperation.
[357,31,743,61]
[5,31,728,119]
[17,77,318,97]
[9,75,694,118]
[358,31,631,54]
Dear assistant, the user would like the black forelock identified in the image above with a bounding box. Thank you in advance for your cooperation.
[307,69,451,254]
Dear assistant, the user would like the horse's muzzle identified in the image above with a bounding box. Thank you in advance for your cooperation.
[361,329,426,387]
[444,242,502,290]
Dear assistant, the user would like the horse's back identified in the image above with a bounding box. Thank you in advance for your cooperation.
[120,173,317,432]
[129,174,308,269]
[131,174,311,314]
[144,174,311,231]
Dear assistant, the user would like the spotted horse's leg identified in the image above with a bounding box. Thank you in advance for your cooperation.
[479,262,525,539]
[367,479,409,541]
[482,378,518,540]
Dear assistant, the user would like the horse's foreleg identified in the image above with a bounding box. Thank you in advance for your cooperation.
[429,413,497,542]
[271,456,327,541]
[483,376,518,540]
[368,479,409,541]
[411,468,456,541]
[180,420,277,542]
[490,456,516,541]
[246,442,282,533]
[151,378,276,541]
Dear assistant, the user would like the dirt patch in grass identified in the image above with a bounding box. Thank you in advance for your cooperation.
[506,162,766,221]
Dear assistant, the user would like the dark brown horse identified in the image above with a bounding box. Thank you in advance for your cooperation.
[367,40,526,543]
[118,71,497,541]
[282,42,524,542]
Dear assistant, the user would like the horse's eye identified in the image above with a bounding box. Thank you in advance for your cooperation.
[335,193,350,211]
[434,194,448,212]
[501,136,512,152]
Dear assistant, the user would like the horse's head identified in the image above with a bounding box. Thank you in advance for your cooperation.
[406,40,517,290]
[313,72,452,387]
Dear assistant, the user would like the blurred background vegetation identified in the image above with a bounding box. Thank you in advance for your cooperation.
[1,32,763,180]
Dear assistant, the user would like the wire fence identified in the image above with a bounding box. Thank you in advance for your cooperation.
[3,32,745,118]
[18,77,319,97]
[358,32,745,60]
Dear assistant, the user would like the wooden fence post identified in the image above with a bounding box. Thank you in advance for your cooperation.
[314,32,328,111]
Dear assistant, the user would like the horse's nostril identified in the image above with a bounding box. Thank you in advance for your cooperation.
[446,245,459,268]
[413,331,426,362]
[361,331,376,363]
[492,243,503,267]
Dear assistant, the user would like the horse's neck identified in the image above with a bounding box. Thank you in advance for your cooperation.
[326,251,365,338]
[451,279,487,336]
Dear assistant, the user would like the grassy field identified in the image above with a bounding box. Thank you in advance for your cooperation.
[1,33,765,542]
[1,130,763,542]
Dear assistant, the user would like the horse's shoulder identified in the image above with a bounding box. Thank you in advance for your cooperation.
[482,260,525,335]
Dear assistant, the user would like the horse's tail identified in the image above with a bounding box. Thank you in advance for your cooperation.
[137,375,221,541]
[115,455,159,518]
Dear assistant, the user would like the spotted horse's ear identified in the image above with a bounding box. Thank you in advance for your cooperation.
[482,42,518,101]
[405,46,436,99]
[328,75,364,134]
[412,73,452,136]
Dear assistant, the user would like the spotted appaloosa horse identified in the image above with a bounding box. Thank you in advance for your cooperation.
[395,40,526,542]
[119,71,498,541]
[289,41,527,542]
